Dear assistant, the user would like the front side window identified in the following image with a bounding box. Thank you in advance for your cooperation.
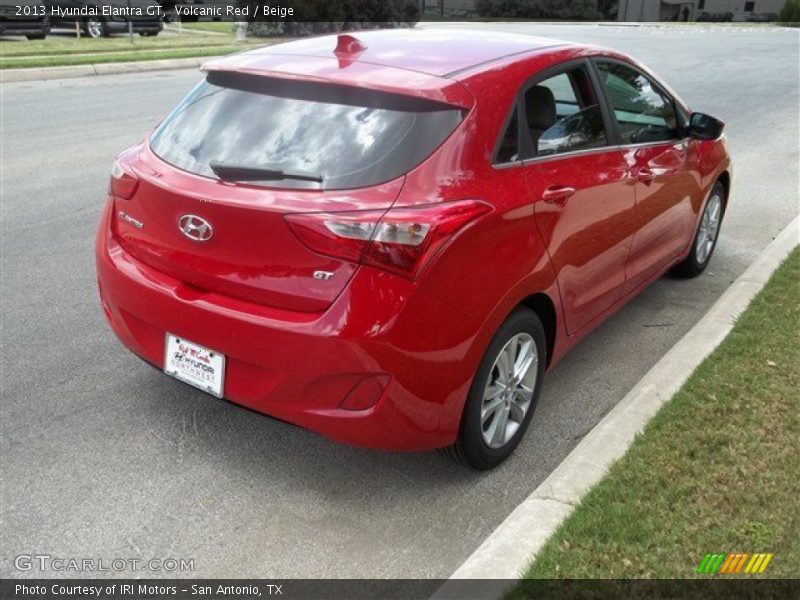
[521,66,608,159]
[150,72,464,190]
[595,61,679,145]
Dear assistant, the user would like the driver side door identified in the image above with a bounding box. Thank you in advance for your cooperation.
[592,59,701,292]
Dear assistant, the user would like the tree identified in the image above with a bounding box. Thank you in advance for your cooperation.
[476,0,601,20]
[779,0,800,23]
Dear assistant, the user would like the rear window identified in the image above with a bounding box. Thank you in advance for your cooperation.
[149,72,464,190]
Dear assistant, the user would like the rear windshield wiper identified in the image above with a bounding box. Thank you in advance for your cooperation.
[209,161,324,184]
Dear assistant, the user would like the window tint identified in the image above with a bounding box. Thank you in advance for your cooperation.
[540,73,580,118]
[150,72,464,190]
[495,107,519,163]
[522,67,608,159]
[595,61,679,145]
[536,106,608,157]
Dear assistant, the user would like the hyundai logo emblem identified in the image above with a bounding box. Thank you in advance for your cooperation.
[178,215,213,242]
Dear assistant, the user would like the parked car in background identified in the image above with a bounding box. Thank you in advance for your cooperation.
[97,30,731,469]
[44,0,162,37]
[0,0,50,39]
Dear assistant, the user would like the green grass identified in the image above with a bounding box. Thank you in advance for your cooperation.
[0,33,238,57]
[0,45,254,69]
[0,31,279,68]
[170,21,234,34]
[512,247,800,587]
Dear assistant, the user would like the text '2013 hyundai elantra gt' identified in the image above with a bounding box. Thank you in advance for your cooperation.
[96,29,731,469]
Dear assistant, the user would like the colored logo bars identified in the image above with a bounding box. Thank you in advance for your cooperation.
[696,552,774,574]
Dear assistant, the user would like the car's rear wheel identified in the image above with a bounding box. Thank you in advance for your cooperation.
[26,33,47,40]
[84,17,107,38]
[672,181,726,278]
[139,31,159,37]
[441,307,546,470]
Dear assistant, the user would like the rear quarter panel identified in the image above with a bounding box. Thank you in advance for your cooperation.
[387,50,602,430]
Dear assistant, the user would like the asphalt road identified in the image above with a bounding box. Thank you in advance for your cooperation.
[1,23,798,579]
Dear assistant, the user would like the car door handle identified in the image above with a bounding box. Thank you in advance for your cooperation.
[637,168,657,184]
[541,185,576,206]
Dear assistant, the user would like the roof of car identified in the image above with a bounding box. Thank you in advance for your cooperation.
[244,28,570,78]
[201,29,581,109]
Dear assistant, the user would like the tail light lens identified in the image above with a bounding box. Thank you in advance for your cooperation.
[109,159,139,199]
[286,200,491,279]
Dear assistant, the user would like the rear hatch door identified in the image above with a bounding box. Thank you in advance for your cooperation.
[112,71,465,312]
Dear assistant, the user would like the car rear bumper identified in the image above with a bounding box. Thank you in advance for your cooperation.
[96,200,479,451]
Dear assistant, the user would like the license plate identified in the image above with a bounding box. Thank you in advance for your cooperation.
[164,334,225,398]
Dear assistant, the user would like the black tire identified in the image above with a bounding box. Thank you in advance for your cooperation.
[84,17,108,38]
[139,31,159,37]
[26,33,47,40]
[672,181,726,278]
[441,307,546,470]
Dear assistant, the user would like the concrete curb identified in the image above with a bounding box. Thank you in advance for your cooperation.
[0,56,221,83]
[434,215,799,595]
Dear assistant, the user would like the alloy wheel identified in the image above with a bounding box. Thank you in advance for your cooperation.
[85,19,103,38]
[695,193,722,264]
[481,333,538,449]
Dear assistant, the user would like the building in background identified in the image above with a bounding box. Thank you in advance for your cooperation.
[422,0,478,16]
[422,0,786,21]
[616,0,786,21]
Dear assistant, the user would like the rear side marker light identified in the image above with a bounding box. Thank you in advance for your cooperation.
[109,159,139,200]
[286,200,491,280]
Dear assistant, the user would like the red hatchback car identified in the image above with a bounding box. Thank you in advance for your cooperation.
[96,29,731,469]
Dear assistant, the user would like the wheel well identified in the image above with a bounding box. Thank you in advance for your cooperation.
[520,293,556,368]
[717,171,731,206]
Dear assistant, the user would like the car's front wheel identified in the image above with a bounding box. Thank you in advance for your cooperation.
[441,307,546,470]
[672,181,726,278]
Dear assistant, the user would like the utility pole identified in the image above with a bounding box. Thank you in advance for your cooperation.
[127,0,134,44]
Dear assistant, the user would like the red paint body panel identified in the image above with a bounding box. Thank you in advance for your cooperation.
[96,31,731,450]
[242,28,569,77]
[622,141,700,293]
[526,150,637,334]
[116,143,405,312]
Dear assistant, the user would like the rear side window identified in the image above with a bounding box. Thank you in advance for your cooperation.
[521,66,608,159]
[150,72,464,190]
[495,107,520,164]
[595,61,679,144]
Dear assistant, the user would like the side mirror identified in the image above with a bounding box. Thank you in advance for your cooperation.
[689,113,725,141]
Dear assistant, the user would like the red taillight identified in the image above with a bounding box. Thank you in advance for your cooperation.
[109,159,139,199]
[285,200,491,279]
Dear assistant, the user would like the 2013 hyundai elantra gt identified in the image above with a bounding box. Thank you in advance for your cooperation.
[96,29,731,469]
